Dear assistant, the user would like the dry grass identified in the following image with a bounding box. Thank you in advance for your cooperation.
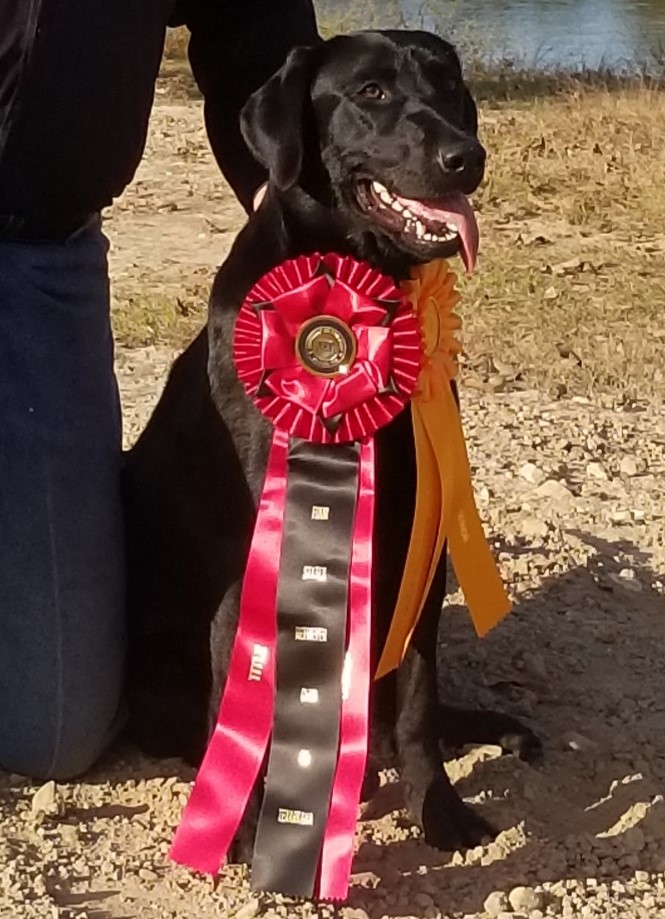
[458,81,665,401]
[112,290,210,348]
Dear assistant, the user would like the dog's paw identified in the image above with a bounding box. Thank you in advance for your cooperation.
[421,779,496,852]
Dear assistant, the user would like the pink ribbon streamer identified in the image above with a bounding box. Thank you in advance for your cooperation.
[317,439,375,900]
[169,429,289,874]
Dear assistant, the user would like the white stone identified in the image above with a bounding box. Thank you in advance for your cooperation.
[483,890,510,916]
[520,517,549,539]
[235,898,261,919]
[31,781,59,816]
[519,461,546,485]
[508,886,544,912]
[534,479,573,501]
[619,456,642,477]
[586,461,609,481]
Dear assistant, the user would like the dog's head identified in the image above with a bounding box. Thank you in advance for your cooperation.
[241,30,484,271]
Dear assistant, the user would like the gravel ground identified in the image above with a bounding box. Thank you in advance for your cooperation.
[2,353,663,919]
[2,93,664,919]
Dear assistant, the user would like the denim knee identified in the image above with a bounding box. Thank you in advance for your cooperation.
[0,226,126,782]
[2,701,123,782]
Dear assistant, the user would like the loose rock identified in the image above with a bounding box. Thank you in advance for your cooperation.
[234,899,261,919]
[484,890,510,916]
[31,781,59,817]
[620,456,642,477]
[520,517,549,539]
[586,461,609,481]
[519,461,546,485]
[562,732,598,753]
[533,478,573,501]
[508,886,543,912]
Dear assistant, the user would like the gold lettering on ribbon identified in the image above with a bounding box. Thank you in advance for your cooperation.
[302,565,328,581]
[300,687,320,704]
[277,808,314,827]
[248,644,268,681]
[294,626,328,642]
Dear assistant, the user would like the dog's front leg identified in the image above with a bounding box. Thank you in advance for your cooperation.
[394,565,496,852]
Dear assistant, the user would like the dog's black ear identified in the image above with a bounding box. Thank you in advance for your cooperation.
[240,46,317,191]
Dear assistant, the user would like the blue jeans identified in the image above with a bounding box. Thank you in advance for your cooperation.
[0,222,125,779]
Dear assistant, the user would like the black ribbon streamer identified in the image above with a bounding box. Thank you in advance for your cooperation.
[251,438,360,897]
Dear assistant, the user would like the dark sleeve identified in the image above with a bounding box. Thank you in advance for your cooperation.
[172,0,320,212]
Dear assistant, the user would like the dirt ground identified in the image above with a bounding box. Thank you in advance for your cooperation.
[1,87,665,919]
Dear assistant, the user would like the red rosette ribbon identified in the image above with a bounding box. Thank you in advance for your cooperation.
[171,254,421,901]
[233,253,421,442]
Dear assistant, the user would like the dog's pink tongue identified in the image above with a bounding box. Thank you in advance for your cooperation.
[395,191,479,273]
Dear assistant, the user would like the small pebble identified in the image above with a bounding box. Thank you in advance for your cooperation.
[235,899,261,919]
[519,461,546,485]
[31,781,59,817]
[619,456,642,476]
[586,461,609,481]
[562,732,598,753]
[534,478,573,501]
[138,868,159,882]
[483,890,509,916]
[520,517,549,539]
[508,885,543,912]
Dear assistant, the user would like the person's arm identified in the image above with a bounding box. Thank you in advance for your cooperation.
[172,0,320,212]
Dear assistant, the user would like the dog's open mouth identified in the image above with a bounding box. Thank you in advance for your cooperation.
[356,180,479,272]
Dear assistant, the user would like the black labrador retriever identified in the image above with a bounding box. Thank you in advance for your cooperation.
[124,30,540,862]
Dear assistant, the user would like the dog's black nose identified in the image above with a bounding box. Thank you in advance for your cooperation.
[438,140,486,175]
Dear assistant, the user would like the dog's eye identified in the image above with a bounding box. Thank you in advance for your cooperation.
[358,83,386,101]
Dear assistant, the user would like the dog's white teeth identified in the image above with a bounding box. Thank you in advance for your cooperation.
[371,180,402,211]
[365,182,463,245]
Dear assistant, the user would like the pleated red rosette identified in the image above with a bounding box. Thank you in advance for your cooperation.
[233,253,421,443]
[171,254,421,901]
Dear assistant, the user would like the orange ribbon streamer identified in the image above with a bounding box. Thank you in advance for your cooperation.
[375,260,511,679]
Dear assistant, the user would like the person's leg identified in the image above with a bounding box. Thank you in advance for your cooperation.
[0,222,125,780]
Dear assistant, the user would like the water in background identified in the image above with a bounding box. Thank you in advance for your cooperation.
[316,0,665,69]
